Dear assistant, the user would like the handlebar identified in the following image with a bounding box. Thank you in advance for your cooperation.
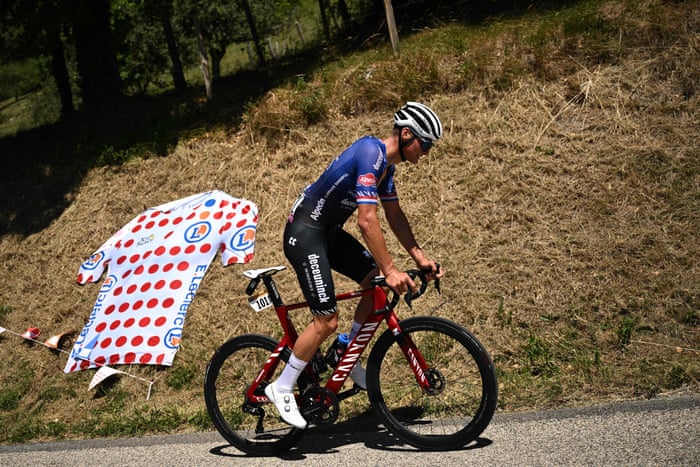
[371,264,441,313]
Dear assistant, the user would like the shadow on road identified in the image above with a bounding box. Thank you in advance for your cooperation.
[208,411,492,459]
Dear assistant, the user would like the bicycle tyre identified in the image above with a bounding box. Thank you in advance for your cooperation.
[204,334,303,455]
[366,316,498,450]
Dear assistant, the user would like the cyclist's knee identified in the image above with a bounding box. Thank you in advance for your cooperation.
[312,313,338,338]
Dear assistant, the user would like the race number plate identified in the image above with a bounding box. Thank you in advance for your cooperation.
[248,293,272,312]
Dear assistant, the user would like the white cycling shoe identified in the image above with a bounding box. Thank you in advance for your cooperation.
[264,382,307,429]
[349,362,367,390]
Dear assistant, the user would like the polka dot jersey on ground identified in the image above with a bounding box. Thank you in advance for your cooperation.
[64,191,258,373]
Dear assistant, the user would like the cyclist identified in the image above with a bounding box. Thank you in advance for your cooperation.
[265,102,445,429]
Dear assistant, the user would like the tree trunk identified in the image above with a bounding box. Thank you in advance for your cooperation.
[47,25,74,117]
[159,6,186,93]
[193,16,212,99]
[240,0,266,66]
[72,0,122,112]
[318,0,330,40]
[337,0,351,30]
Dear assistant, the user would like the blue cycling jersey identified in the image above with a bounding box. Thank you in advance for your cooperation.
[290,136,398,229]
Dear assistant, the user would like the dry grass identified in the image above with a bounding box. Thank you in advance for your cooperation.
[0,0,698,443]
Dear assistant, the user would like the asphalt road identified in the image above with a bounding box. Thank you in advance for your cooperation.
[1,394,698,466]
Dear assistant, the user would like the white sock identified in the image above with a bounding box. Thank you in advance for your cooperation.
[276,352,307,393]
[348,321,362,341]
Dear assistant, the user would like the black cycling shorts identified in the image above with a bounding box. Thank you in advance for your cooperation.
[283,220,377,316]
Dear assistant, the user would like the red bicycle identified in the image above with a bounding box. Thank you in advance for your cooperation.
[204,266,497,455]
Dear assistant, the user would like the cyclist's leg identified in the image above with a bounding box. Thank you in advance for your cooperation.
[328,229,378,388]
[328,228,378,328]
[265,222,341,428]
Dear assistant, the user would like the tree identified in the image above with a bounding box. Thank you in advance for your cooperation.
[71,0,123,112]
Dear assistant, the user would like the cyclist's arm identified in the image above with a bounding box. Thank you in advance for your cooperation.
[382,199,443,278]
[357,203,415,293]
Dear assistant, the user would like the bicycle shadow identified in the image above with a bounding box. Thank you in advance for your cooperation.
[208,410,493,459]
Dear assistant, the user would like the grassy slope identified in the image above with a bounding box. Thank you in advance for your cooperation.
[0,0,698,443]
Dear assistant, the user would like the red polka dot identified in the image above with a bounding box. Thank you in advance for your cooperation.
[162,298,174,308]
[154,279,166,289]
[214,211,223,219]
[105,304,116,315]
[121,269,132,279]
[140,353,152,364]
[132,224,142,233]
[236,219,246,228]
[222,221,232,231]
[173,217,183,225]
[145,221,155,229]
[177,261,189,271]
[124,317,135,328]
[142,250,152,260]
[140,282,152,293]
[226,212,235,219]
[117,255,127,265]
[138,215,147,222]
[119,302,130,313]
[113,286,124,296]
[100,337,112,348]
[127,284,137,294]
[139,317,151,327]
[109,320,121,330]
[164,231,174,239]
[148,336,160,347]
[147,298,159,309]
[170,279,182,289]
[156,354,165,364]
[155,316,167,326]
[132,299,144,311]
[134,265,145,275]
[80,360,90,369]
[94,356,106,366]
[124,239,135,248]
[186,212,196,220]
[131,335,143,346]
[129,254,141,264]
[163,263,174,273]
[96,322,107,332]
[154,246,166,256]
[185,245,196,254]
[109,354,120,364]
[116,336,127,347]
[148,264,159,274]
[242,205,251,214]
[158,218,169,227]
[200,243,212,254]
[169,246,181,255]
[124,352,136,364]
[150,211,159,218]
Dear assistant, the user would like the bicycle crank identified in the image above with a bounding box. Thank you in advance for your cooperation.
[300,387,340,425]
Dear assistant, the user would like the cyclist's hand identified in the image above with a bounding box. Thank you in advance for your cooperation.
[385,269,416,295]
[416,258,444,282]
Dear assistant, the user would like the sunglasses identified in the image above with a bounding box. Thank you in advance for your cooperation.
[409,131,433,151]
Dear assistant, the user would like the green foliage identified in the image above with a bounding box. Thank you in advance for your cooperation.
[524,334,557,377]
[166,364,197,390]
[616,316,636,347]
[0,304,11,321]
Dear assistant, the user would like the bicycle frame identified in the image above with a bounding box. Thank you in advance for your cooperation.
[244,272,432,404]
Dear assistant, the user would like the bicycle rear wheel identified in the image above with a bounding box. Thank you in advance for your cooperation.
[367,316,498,450]
[204,334,302,455]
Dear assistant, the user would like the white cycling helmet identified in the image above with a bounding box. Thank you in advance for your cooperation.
[393,101,443,141]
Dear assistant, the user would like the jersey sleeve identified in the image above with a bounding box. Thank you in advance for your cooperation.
[378,165,398,202]
[355,141,386,206]
[219,199,259,265]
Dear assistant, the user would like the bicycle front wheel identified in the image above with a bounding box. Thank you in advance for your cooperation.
[366,316,498,450]
[204,334,302,456]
